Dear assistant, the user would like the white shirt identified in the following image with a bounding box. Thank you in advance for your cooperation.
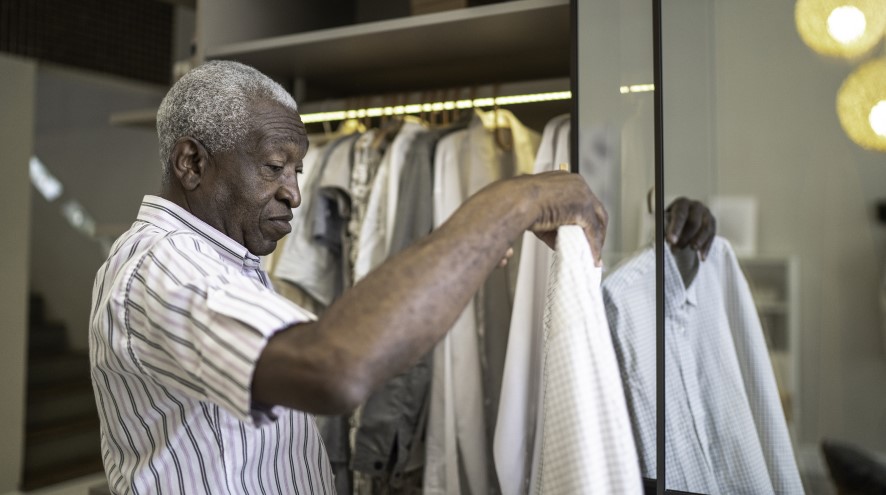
[493,115,566,495]
[536,225,642,494]
[602,237,804,494]
[353,121,425,281]
[90,196,334,495]
[425,109,540,495]
[424,128,488,495]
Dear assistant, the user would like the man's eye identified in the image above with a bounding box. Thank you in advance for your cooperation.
[265,164,283,172]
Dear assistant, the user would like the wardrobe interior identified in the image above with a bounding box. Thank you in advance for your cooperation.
[2,0,885,493]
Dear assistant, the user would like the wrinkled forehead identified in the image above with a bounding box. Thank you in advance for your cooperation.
[245,99,309,156]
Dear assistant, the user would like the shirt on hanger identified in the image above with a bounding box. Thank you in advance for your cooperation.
[493,114,568,495]
[602,237,804,494]
[348,129,388,274]
[424,128,480,495]
[388,126,464,256]
[536,225,643,494]
[425,109,540,495]
[353,120,425,282]
[351,120,434,487]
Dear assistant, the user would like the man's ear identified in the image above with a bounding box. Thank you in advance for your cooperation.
[169,137,210,191]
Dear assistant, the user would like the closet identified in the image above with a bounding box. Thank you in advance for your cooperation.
[188,1,804,494]
[193,2,581,494]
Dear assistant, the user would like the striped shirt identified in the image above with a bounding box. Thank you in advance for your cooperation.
[89,195,335,495]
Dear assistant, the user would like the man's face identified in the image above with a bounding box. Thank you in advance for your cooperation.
[203,99,308,256]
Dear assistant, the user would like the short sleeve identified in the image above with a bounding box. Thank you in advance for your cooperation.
[123,233,314,425]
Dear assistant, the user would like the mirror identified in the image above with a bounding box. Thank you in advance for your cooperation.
[661,0,886,493]
[577,0,662,490]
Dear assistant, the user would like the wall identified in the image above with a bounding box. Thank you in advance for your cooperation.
[0,53,36,493]
[711,1,886,455]
[29,65,165,351]
[661,0,717,199]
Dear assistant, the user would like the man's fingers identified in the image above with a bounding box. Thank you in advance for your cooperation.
[498,247,515,267]
[697,217,716,260]
[666,197,689,245]
[675,204,705,249]
[665,197,717,259]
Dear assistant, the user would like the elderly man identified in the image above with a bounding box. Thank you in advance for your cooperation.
[90,60,712,493]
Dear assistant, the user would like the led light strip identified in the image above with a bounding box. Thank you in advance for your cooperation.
[300,90,573,124]
[619,84,656,94]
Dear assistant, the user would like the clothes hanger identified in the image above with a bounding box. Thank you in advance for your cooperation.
[492,84,513,152]
[370,93,405,151]
[441,89,451,126]
[364,96,373,130]
[429,90,440,128]
[419,90,429,125]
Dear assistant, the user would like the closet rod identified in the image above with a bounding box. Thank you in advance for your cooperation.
[300,90,572,123]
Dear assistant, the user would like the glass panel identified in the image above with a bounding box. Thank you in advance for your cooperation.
[661,1,886,493]
[577,0,659,490]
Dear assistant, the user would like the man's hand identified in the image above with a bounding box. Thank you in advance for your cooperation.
[523,171,608,265]
[665,197,716,260]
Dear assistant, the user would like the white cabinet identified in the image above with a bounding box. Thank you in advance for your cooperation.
[739,256,800,434]
[196,0,570,99]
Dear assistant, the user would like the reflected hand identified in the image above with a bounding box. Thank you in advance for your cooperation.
[665,197,716,260]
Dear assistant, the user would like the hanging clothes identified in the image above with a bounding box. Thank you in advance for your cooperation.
[273,133,360,307]
[492,114,569,495]
[353,119,426,282]
[351,119,434,490]
[424,108,540,495]
[602,237,804,494]
[424,127,477,495]
[387,124,464,256]
[349,129,390,278]
[316,135,356,293]
[536,225,642,494]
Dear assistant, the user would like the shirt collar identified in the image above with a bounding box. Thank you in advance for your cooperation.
[137,195,262,270]
[664,245,699,311]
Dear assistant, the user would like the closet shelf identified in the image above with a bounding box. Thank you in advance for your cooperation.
[108,108,157,129]
[205,0,570,95]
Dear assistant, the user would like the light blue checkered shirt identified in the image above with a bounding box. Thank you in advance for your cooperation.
[602,237,804,494]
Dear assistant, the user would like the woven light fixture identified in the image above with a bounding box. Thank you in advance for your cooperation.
[795,0,886,59]
[836,57,886,151]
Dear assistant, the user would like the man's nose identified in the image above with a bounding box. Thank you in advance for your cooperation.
[277,172,301,209]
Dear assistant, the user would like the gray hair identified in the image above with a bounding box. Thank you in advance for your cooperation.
[156,60,298,179]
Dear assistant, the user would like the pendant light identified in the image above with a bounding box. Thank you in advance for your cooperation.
[836,57,886,151]
[795,0,886,60]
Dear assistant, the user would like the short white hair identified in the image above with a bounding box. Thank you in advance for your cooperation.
[156,60,298,179]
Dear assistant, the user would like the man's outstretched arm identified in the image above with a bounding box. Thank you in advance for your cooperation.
[252,171,606,415]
